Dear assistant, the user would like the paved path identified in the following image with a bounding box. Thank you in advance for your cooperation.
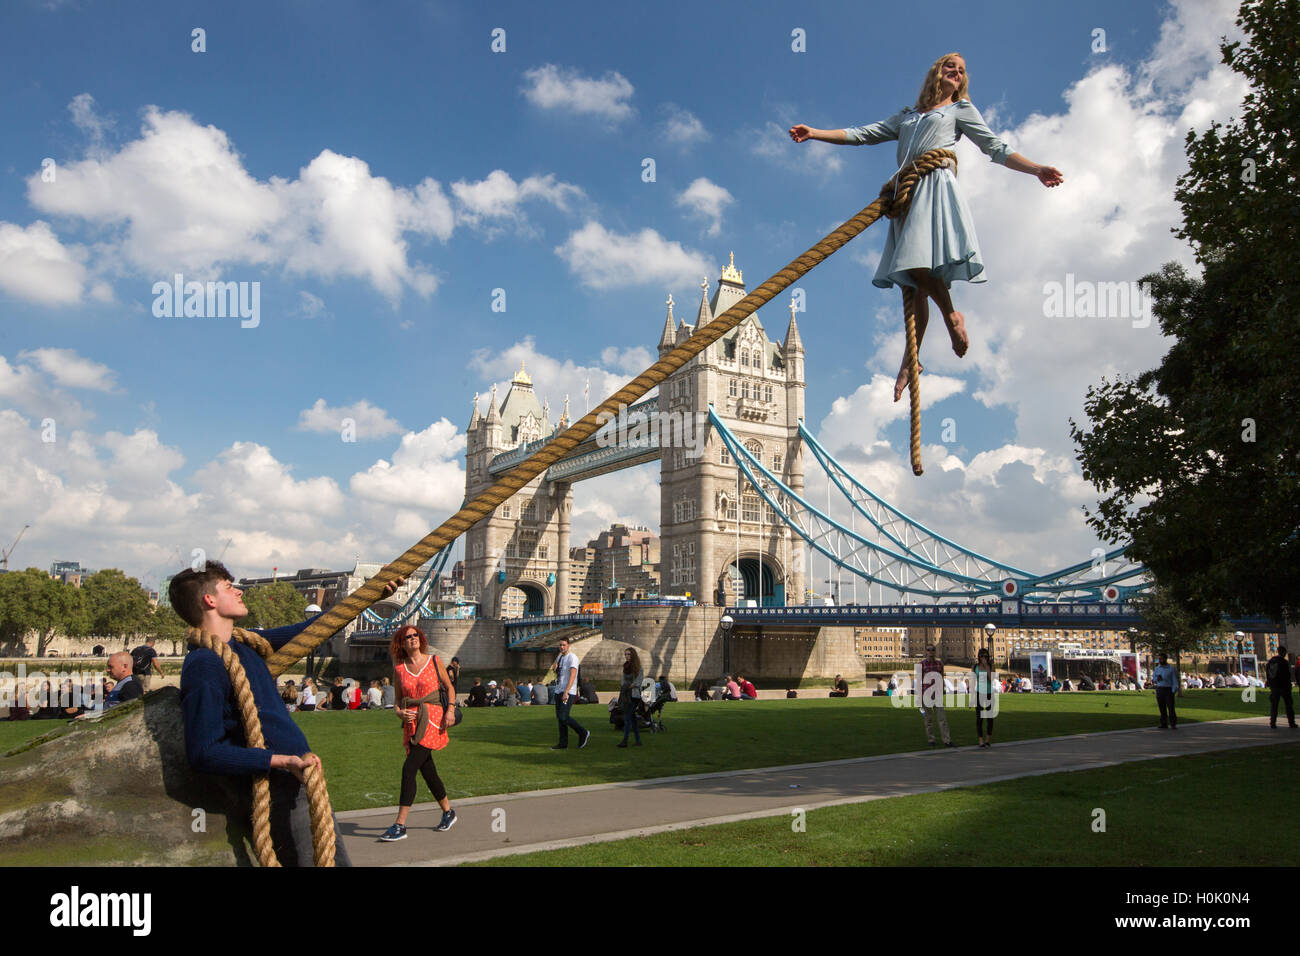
[338,717,1295,866]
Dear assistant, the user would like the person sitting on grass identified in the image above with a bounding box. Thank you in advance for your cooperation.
[828,674,849,698]
[723,676,743,701]
[466,678,488,707]
[737,674,758,700]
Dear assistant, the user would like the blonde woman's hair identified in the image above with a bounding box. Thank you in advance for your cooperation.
[915,52,969,112]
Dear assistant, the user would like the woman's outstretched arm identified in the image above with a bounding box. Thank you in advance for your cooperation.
[1004,152,1064,187]
[789,124,849,144]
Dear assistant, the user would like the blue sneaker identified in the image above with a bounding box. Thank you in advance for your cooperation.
[435,809,457,832]
[379,823,407,842]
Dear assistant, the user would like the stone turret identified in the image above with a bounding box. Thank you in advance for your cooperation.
[467,392,482,433]
[658,294,677,357]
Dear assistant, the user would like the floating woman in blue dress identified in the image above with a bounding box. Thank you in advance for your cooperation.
[790,53,1063,401]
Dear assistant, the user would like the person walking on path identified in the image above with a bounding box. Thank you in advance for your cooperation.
[1153,652,1179,729]
[618,647,644,748]
[1266,644,1297,729]
[380,625,457,842]
[551,638,590,750]
[789,52,1062,403]
[919,644,954,747]
[972,647,997,748]
[130,637,164,692]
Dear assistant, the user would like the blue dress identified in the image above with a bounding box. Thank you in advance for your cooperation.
[844,100,1012,290]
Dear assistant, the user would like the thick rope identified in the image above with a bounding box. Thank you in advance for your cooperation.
[886,149,957,478]
[265,147,960,676]
[902,288,923,476]
[187,626,336,867]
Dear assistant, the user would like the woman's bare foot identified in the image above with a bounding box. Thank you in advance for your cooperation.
[893,361,924,402]
[945,311,969,357]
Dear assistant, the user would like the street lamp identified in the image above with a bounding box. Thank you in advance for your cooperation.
[304,603,322,679]
[984,622,996,662]
[720,614,734,676]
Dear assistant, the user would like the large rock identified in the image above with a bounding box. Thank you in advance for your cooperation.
[0,687,254,866]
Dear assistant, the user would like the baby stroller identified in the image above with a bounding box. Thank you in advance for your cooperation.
[608,678,664,734]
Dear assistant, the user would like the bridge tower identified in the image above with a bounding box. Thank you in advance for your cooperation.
[463,363,574,618]
[657,253,807,607]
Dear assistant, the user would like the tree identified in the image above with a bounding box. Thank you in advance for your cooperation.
[81,569,153,643]
[0,568,87,656]
[150,604,191,654]
[1130,588,1224,694]
[1071,0,1299,626]
[237,582,308,630]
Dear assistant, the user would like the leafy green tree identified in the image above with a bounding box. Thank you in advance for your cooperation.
[150,604,191,654]
[237,582,308,630]
[1071,0,1299,626]
[81,569,153,642]
[1130,588,1224,693]
[0,568,87,656]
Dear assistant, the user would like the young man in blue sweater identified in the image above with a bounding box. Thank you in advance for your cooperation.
[172,560,400,866]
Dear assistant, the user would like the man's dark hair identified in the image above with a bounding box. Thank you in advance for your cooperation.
[168,561,235,627]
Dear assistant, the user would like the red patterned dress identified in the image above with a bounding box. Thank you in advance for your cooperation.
[395,655,448,753]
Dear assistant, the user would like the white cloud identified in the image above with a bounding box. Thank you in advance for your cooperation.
[296,290,325,317]
[659,104,709,147]
[296,398,403,439]
[0,221,88,306]
[521,64,635,122]
[68,92,113,155]
[17,348,117,391]
[675,178,735,238]
[0,352,93,426]
[556,221,714,290]
[26,103,455,302]
[192,443,346,520]
[451,169,585,234]
[349,419,466,513]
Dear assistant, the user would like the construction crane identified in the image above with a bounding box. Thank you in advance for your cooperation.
[2,525,30,570]
[218,537,233,561]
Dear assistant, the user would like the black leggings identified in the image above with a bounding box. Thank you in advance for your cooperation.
[975,707,995,738]
[400,744,447,807]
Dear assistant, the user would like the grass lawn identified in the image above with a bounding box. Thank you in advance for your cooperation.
[471,743,1300,866]
[0,689,1275,812]
[294,689,1269,811]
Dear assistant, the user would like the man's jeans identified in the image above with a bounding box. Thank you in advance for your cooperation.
[1155,687,1177,727]
[266,770,353,867]
[554,693,586,745]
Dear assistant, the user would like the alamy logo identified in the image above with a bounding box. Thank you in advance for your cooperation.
[0,664,103,711]
[49,886,151,936]
[152,273,261,328]
[595,404,707,456]
[889,665,1001,717]
[1042,273,1150,328]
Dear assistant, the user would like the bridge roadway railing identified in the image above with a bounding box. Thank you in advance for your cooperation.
[503,613,604,649]
[725,603,1282,632]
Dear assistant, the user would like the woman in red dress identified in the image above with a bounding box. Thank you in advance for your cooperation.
[379,625,457,841]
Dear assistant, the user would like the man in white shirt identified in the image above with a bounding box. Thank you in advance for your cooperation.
[550,638,590,750]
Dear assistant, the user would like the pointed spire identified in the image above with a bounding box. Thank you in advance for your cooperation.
[658,293,677,353]
[468,392,482,430]
[512,360,532,388]
[696,276,713,326]
[783,298,804,352]
[559,394,571,429]
[543,396,551,422]
[486,383,501,424]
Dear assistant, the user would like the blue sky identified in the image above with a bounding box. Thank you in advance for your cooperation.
[0,0,1248,589]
